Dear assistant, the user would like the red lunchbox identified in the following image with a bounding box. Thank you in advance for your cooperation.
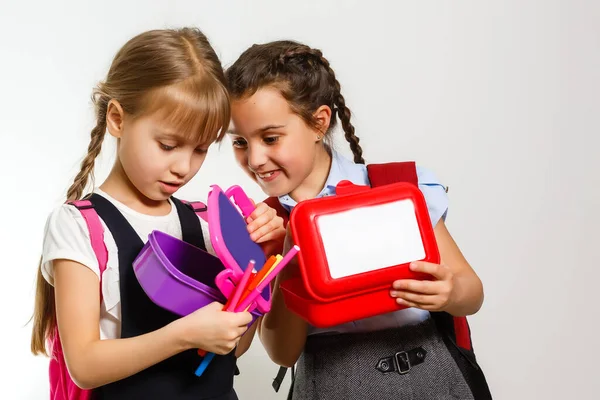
[280,179,440,328]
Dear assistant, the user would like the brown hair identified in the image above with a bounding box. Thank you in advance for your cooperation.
[225,40,364,164]
[31,27,229,356]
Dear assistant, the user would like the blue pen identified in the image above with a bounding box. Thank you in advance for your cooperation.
[195,352,215,376]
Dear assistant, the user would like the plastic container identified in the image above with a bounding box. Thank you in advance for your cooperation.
[281,180,439,328]
[133,230,261,321]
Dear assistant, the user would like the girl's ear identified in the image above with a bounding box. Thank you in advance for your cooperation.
[313,105,332,139]
[106,100,125,139]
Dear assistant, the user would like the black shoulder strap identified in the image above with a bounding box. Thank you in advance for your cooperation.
[88,193,144,249]
[272,365,294,399]
[172,197,206,250]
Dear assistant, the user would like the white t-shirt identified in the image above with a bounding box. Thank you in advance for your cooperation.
[41,189,213,340]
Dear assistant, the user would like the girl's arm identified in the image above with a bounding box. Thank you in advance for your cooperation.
[258,268,308,368]
[433,220,484,315]
[234,317,258,357]
[54,259,251,389]
[257,227,307,368]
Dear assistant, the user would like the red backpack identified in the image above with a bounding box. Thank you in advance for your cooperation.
[267,162,492,400]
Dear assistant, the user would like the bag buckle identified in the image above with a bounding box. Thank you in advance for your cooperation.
[395,351,411,374]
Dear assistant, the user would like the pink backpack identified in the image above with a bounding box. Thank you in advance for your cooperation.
[47,198,206,399]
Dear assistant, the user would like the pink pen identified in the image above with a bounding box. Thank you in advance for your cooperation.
[226,260,255,312]
[196,260,256,376]
[235,245,300,312]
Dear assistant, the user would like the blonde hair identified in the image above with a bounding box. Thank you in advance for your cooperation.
[31,27,230,356]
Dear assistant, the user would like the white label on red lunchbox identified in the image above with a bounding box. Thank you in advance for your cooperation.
[316,199,426,279]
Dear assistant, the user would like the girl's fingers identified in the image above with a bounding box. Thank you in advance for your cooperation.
[391,290,438,306]
[391,279,438,294]
[409,261,450,280]
[247,207,275,235]
[250,216,283,242]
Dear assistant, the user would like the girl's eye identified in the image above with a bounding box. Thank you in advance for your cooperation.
[159,143,176,151]
[264,136,279,145]
[194,147,208,154]
[232,138,248,148]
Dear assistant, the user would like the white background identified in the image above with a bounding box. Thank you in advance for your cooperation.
[0,1,598,399]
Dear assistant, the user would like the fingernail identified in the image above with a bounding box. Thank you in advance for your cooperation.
[410,262,417,270]
[396,298,405,305]
[390,290,398,297]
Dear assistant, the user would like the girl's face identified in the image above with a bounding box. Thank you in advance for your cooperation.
[229,87,329,200]
[107,101,211,203]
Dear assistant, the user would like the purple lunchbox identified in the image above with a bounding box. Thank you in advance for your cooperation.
[133,230,261,322]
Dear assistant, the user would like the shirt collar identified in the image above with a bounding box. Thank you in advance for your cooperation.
[278,150,369,212]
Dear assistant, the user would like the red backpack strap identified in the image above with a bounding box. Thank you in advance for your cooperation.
[366,162,418,187]
[180,200,208,222]
[265,196,289,227]
[365,162,472,352]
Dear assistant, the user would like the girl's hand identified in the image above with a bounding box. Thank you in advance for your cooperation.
[245,201,285,252]
[177,302,253,355]
[390,261,455,311]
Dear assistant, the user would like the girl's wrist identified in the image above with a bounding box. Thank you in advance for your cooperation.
[167,317,194,352]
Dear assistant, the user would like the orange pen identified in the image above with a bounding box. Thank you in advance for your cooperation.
[238,255,281,305]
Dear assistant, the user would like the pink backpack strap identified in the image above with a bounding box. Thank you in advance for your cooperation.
[69,200,108,292]
[48,199,108,400]
[181,200,208,222]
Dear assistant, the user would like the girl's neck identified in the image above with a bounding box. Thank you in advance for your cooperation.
[99,160,171,216]
[289,145,332,203]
